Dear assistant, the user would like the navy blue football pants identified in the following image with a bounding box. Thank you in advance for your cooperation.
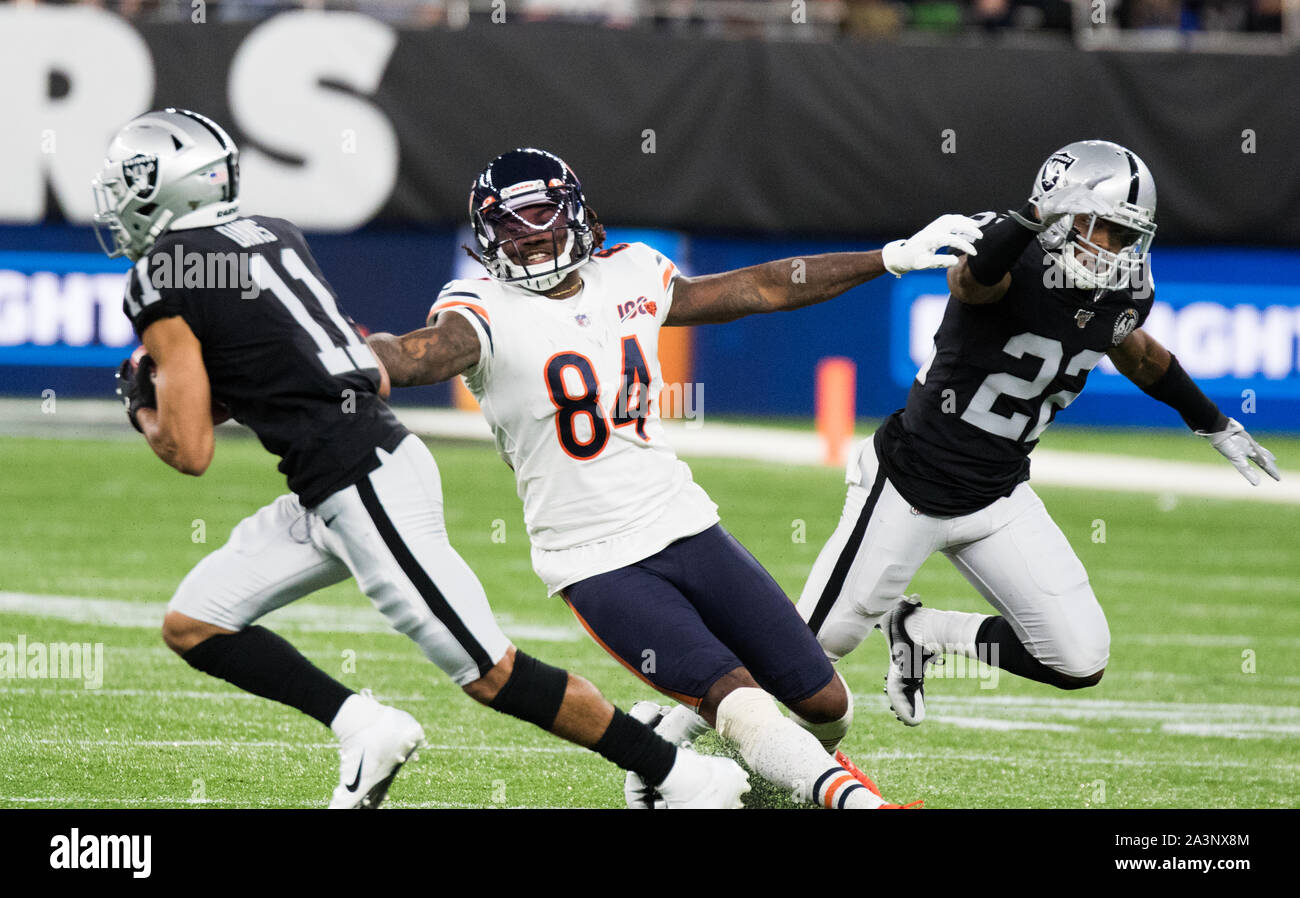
[562,525,835,710]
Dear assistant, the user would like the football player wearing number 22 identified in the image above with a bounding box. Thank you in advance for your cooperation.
[798,141,1280,730]
[369,148,984,808]
[100,110,753,810]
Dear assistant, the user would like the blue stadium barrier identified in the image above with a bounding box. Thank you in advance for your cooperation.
[2,225,1296,432]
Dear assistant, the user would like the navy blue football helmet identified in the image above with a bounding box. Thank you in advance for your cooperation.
[469,148,594,292]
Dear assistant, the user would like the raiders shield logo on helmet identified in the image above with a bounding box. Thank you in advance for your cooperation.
[122,153,159,200]
[1112,308,1138,345]
[1038,151,1076,195]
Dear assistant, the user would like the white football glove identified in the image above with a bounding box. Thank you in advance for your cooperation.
[1197,417,1280,486]
[1035,171,1117,226]
[881,213,984,277]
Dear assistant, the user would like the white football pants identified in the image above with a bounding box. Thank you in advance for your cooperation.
[796,437,1109,678]
[168,434,510,686]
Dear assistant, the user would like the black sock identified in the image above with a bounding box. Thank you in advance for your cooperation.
[593,708,677,787]
[975,617,1096,690]
[181,626,352,727]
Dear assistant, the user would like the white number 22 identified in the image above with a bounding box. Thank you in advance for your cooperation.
[959,333,1104,442]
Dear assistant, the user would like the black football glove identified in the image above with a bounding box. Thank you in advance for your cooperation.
[115,348,157,433]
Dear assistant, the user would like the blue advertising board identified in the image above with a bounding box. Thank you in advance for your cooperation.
[2,225,1296,431]
[887,250,1300,431]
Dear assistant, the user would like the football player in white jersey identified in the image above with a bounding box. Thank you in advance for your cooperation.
[103,115,748,810]
[369,148,983,808]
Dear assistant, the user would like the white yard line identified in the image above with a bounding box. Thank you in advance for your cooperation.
[0,591,579,642]
[925,716,1080,733]
[846,749,1300,771]
[392,407,1300,504]
[895,694,1300,740]
[16,738,586,753]
[7,399,1297,503]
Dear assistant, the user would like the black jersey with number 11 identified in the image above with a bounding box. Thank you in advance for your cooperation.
[875,234,1154,517]
[122,215,407,507]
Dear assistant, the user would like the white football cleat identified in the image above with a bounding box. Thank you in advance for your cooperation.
[880,596,938,727]
[657,748,750,809]
[624,700,669,809]
[329,700,426,809]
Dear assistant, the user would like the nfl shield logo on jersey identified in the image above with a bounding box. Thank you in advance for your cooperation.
[122,153,160,199]
[1112,308,1138,345]
[1075,309,1095,328]
[574,313,591,327]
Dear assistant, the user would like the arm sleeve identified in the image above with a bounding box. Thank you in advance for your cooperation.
[1138,354,1228,433]
[966,205,1042,287]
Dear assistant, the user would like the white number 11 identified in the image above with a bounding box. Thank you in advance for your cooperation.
[250,248,378,377]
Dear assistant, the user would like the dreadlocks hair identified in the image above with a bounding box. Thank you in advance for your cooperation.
[586,206,607,251]
[461,205,607,266]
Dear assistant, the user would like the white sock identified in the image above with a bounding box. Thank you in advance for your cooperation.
[329,692,380,740]
[716,687,882,809]
[907,608,989,658]
[655,704,711,746]
[789,672,854,753]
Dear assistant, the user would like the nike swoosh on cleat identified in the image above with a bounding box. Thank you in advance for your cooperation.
[346,751,365,792]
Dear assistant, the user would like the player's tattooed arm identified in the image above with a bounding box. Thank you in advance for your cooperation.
[366,312,481,387]
[136,316,215,476]
[665,252,887,326]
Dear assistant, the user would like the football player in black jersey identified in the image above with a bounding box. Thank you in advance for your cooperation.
[99,108,752,808]
[797,140,1279,727]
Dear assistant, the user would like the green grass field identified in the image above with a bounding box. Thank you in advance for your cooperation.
[1,428,1298,808]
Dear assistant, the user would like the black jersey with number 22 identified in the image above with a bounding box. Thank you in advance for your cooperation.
[875,226,1154,517]
[122,215,407,507]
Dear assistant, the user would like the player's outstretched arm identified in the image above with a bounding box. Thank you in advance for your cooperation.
[1111,328,1280,485]
[366,312,481,388]
[665,214,982,326]
[135,316,215,476]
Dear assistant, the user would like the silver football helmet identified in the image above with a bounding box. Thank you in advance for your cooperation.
[91,108,240,261]
[1030,140,1156,291]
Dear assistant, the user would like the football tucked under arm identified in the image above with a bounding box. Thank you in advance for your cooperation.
[115,345,158,433]
[117,346,231,431]
[365,312,482,388]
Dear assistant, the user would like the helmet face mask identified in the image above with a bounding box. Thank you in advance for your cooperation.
[470,149,594,293]
[90,108,240,261]
[1055,204,1156,291]
[1031,140,1157,292]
